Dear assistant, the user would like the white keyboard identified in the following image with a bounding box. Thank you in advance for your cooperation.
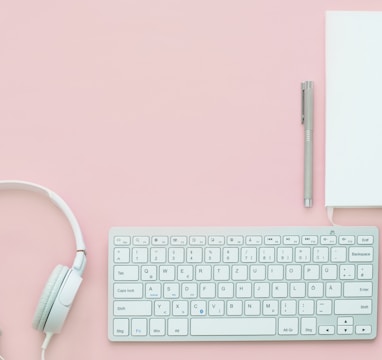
[108,226,378,341]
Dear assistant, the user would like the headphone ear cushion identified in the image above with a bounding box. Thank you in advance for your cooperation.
[32,265,69,332]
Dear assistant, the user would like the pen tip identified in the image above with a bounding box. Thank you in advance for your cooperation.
[304,199,313,208]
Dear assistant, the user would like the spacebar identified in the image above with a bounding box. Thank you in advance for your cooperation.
[191,318,276,336]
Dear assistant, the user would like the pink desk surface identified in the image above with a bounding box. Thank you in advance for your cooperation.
[1,1,382,359]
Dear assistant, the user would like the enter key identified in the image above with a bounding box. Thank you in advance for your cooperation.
[344,282,373,297]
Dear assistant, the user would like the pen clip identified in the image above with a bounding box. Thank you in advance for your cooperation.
[301,82,306,124]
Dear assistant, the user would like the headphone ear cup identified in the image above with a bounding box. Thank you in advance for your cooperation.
[32,265,69,332]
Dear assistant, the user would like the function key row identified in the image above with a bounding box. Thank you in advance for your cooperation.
[114,235,374,247]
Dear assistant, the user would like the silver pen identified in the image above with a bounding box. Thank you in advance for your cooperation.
[301,81,314,207]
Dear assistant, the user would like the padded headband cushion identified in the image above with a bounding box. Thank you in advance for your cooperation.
[32,265,69,332]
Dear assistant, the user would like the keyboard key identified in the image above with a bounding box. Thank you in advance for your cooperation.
[331,247,347,262]
[209,300,224,315]
[114,283,143,299]
[357,236,373,245]
[349,247,373,262]
[265,236,281,245]
[322,264,337,280]
[208,236,225,245]
[283,235,299,245]
[279,317,299,335]
[355,325,372,335]
[190,236,206,245]
[280,300,297,315]
[228,236,244,245]
[114,301,152,316]
[291,283,306,298]
[114,248,130,263]
[244,300,261,316]
[277,248,293,263]
[168,319,188,335]
[319,325,335,335]
[187,248,203,263]
[326,282,341,297]
[154,301,170,316]
[339,236,355,245]
[146,283,161,298]
[133,236,150,245]
[254,283,270,298]
[338,325,353,335]
[223,247,239,263]
[169,248,185,263]
[301,317,316,335]
[335,300,372,315]
[151,248,166,263]
[114,318,129,336]
[200,283,216,298]
[205,248,221,263]
[307,283,324,297]
[358,265,373,280]
[173,300,188,316]
[337,317,353,326]
[246,235,262,245]
[150,319,165,336]
[131,319,147,336]
[259,248,275,262]
[340,264,356,280]
[195,265,212,281]
[191,318,276,336]
[170,236,187,245]
[241,248,257,263]
[114,265,138,281]
[299,300,314,315]
[343,282,373,297]
[132,248,148,263]
[152,236,169,245]
[114,236,131,246]
[250,265,266,280]
[317,300,332,315]
[296,247,311,262]
[320,235,336,245]
[285,265,302,280]
[214,265,230,280]
[191,301,207,315]
[302,236,318,245]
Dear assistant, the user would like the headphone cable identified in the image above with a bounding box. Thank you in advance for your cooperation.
[41,332,53,360]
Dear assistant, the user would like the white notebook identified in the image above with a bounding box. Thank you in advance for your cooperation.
[325,11,382,208]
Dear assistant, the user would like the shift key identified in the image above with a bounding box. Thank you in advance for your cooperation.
[114,301,152,316]
[335,300,372,315]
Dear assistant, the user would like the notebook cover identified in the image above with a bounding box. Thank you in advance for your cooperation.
[325,11,382,208]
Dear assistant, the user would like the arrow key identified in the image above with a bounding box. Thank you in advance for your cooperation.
[337,316,353,326]
[338,325,353,335]
[319,325,335,335]
[356,325,372,335]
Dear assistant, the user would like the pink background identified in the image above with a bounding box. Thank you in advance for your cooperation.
[1,1,382,359]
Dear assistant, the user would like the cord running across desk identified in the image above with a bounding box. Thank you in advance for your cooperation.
[108,226,378,342]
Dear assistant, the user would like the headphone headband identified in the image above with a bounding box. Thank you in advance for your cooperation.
[0,180,86,275]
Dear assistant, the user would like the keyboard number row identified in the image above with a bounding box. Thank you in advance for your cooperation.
[113,247,374,264]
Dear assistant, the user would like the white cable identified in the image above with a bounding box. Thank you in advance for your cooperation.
[0,355,5,360]
[326,206,341,226]
[41,332,53,360]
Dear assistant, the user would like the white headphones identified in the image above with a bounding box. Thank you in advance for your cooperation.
[0,180,86,357]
